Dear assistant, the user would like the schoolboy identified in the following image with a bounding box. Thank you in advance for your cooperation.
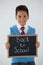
[6,5,40,65]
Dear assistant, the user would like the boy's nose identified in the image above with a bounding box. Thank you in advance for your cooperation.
[21,17,24,20]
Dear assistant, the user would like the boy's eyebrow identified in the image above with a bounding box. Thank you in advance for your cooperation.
[18,15,21,16]
[18,14,26,16]
[18,15,27,18]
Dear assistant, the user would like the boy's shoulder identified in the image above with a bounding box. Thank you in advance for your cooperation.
[10,25,17,29]
[28,26,36,34]
[10,25,18,34]
[29,26,35,30]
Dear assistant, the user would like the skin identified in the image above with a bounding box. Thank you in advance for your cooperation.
[16,11,29,26]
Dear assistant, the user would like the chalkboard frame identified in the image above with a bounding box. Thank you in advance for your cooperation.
[8,34,38,58]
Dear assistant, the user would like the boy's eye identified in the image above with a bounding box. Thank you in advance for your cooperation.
[18,15,26,18]
[19,15,21,18]
[24,15,26,17]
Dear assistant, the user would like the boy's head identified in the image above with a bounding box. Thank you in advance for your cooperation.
[15,5,29,26]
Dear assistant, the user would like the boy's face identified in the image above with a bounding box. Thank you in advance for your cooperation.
[16,11,29,26]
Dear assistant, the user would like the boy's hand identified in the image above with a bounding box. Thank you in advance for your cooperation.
[35,41,40,48]
[6,42,10,50]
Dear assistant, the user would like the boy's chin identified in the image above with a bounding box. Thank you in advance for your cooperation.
[20,23,26,26]
[21,24,25,26]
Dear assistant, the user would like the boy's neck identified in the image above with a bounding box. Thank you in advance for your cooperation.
[17,22,25,27]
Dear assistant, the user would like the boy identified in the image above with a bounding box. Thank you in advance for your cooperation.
[6,5,40,65]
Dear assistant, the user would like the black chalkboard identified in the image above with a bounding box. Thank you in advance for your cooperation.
[8,34,37,58]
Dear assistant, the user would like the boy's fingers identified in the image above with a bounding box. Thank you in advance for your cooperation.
[6,42,10,49]
[35,41,40,48]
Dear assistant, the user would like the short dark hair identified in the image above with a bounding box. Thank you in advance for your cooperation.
[15,5,29,16]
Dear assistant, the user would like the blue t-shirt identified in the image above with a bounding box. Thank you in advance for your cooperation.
[10,25,36,63]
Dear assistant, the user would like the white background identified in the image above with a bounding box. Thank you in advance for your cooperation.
[0,0,43,65]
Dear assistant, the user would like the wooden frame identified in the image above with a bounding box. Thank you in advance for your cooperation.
[8,34,38,58]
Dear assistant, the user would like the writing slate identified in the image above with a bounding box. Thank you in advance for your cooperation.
[8,34,37,58]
